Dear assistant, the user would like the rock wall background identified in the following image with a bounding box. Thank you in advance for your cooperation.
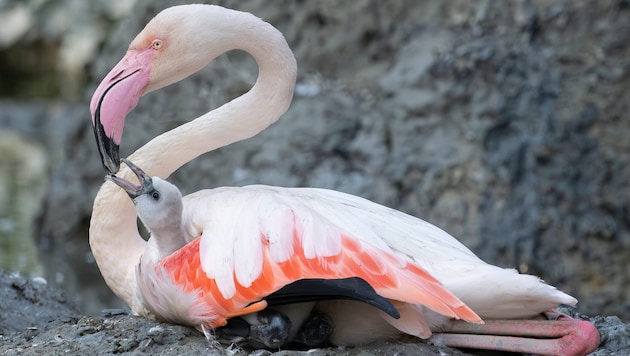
[0,0,628,325]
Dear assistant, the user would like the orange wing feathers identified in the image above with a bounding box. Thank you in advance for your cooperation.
[159,208,481,329]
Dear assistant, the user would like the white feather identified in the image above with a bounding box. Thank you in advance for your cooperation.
[257,195,295,262]
[198,214,236,299]
[233,208,263,288]
[183,184,575,317]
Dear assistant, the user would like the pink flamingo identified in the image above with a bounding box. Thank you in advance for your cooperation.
[89,4,599,355]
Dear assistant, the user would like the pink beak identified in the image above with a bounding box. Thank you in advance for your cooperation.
[90,48,155,174]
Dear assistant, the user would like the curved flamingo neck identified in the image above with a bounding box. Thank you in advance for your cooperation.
[89,8,297,312]
[131,17,297,179]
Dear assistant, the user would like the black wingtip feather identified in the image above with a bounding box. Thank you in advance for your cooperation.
[264,277,400,319]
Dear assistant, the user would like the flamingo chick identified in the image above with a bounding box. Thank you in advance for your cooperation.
[89,4,600,355]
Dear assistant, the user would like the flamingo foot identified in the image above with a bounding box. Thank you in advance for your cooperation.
[428,314,600,356]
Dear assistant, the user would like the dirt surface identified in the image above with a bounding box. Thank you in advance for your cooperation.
[0,0,629,355]
[1,269,628,355]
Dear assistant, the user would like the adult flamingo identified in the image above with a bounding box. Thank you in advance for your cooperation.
[89,4,599,355]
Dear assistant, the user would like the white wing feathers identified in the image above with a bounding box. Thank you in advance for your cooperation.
[182,186,350,300]
[279,187,486,270]
[181,185,575,318]
[256,195,295,262]
[287,187,577,314]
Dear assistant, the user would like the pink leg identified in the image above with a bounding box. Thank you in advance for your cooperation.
[428,316,600,356]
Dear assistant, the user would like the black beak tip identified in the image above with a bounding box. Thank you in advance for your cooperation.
[93,103,121,175]
[95,134,120,174]
[104,154,121,175]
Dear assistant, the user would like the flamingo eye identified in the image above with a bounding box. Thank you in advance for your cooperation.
[151,190,160,201]
[151,40,163,49]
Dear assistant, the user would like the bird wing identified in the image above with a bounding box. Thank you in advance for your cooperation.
[158,185,480,328]
[275,186,486,271]
[275,187,578,319]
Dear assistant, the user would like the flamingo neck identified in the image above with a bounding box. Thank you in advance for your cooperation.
[90,9,296,313]
[131,15,297,179]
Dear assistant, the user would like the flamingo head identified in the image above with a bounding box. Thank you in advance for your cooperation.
[107,158,183,232]
[90,4,241,173]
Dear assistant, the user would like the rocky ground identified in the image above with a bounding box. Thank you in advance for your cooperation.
[1,0,629,354]
[0,269,628,355]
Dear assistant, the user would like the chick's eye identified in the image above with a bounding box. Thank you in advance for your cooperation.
[151,191,160,201]
[151,40,162,49]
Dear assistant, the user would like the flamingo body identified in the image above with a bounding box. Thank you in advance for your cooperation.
[89,4,599,354]
[123,175,480,336]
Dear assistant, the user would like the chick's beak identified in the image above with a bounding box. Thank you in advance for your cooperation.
[106,158,154,199]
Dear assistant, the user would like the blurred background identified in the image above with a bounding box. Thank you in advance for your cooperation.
[0,0,628,322]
